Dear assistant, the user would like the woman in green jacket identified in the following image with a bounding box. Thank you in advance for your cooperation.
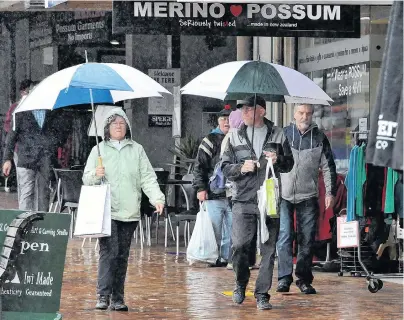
[83,107,165,311]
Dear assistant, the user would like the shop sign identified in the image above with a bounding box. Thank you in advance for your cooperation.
[29,13,53,49]
[148,115,173,127]
[337,215,359,248]
[54,11,111,44]
[113,1,360,38]
[0,210,70,319]
[298,36,371,73]
[148,68,181,128]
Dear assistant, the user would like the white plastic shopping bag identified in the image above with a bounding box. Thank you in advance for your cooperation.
[257,186,269,244]
[186,203,219,265]
[74,184,111,238]
[257,158,280,243]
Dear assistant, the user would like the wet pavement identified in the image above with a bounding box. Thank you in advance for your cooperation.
[60,240,403,320]
[0,191,402,319]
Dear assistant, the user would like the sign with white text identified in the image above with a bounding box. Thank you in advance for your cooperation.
[148,68,180,117]
[148,115,173,127]
[0,210,70,319]
[337,215,359,248]
[54,11,111,44]
[112,1,360,38]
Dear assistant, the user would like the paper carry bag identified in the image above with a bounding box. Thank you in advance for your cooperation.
[74,184,111,238]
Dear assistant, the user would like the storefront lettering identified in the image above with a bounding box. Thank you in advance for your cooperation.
[134,2,341,20]
[377,115,398,140]
[24,271,54,286]
[54,11,110,44]
[20,241,50,255]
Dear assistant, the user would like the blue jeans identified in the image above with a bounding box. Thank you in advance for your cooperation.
[205,199,233,262]
[276,198,319,285]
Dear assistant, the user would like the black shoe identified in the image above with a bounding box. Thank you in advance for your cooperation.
[255,293,272,310]
[232,285,246,304]
[276,282,291,293]
[95,295,110,310]
[297,283,317,294]
[215,260,228,267]
[110,301,129,311]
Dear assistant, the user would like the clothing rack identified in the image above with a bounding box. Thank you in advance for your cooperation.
[339,141,403,293]
[350,130,369,145]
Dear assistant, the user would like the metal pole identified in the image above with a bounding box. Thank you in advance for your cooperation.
[89,88,101,158]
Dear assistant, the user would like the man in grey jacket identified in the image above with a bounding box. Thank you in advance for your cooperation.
[276,104,337,294]
[221,96,294,310]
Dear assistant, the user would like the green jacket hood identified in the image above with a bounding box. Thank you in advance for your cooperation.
[102,107,132,140]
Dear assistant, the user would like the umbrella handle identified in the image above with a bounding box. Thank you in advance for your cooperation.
[98,157,103,167]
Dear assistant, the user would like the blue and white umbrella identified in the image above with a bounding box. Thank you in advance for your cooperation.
[14,62,171,157]
[181,60,332,105]
[15,62,170,112]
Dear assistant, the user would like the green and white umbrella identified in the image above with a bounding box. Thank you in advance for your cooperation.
[181,60,333,105]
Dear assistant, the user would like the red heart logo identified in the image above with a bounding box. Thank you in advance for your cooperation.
[230,5,242,17]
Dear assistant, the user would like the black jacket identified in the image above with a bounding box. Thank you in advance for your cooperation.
[193,129,226,199]
[3,110,70,171]
[221,119,294,202]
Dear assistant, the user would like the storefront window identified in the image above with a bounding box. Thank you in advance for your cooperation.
[297,5,389,174]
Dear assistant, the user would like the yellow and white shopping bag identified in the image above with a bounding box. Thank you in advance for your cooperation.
[257,158,280,243]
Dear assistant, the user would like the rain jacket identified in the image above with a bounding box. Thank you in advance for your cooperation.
[281,123,337,203]
[221,118,294,203]
[193,127,226,199]
[83,108,165,222]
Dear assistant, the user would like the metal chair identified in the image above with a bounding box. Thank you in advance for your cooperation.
[52,169,83,239]
[136,170,171,247]
[165,174,198,255]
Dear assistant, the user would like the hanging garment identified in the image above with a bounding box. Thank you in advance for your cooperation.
[355,144,366,217]
[384,168,399,214]
[367,1,403,171]
[364,164,385,217]
[345,146,358,221]
[395,177,403,219]
[317,172,347,241]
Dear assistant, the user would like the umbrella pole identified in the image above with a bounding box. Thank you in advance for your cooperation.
[89,88,102,167]
[251,93,257,159]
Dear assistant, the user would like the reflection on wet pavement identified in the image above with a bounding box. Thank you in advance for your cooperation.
[60,239,403,320]
[0,191,401,319]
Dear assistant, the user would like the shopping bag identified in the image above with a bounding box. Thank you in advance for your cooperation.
[257,185,269,243]
[186,203,219,265]
[265,158,280,218]
[74,184,111,238]
[257,158,280,244]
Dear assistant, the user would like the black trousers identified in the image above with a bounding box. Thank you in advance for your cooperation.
[97,219,138,302]
[231,202,279,297]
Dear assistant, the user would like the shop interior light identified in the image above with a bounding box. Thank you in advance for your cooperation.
[110,40,120,45]
[361,16,371,20]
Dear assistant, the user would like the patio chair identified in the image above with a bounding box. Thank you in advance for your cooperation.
[52,168,83,239]
[135,169,171,248]
[165,173,198,255]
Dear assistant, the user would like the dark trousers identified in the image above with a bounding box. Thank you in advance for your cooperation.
[276,198,319,285]
[232,202,279,297]
[97,219,138,302]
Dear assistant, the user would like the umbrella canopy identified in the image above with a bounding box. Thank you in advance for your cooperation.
[88,105,117,137]
[13,62,171,160]
[14,62,170,113]
[181,60,332,105]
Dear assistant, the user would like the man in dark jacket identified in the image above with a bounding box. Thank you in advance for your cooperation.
[2,105,69,212]
[193,106,232,266]
[276,104,337,294]
[1,79,33,192]
[221,95,294,310]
